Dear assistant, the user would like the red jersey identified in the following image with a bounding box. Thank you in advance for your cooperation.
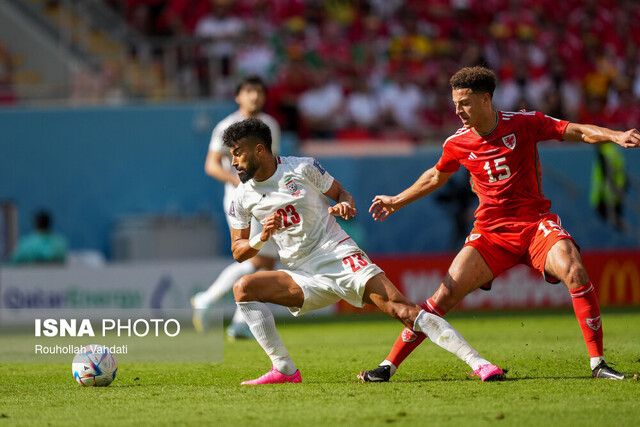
[435,110,570,230]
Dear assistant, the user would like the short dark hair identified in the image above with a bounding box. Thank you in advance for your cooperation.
[235,75,267,95]
[222,118,272,152]
[450,66,497,98]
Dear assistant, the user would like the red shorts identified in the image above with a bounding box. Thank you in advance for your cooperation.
[464,213,578,287]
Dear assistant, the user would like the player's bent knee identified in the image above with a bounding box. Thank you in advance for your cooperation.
[233,275,255,302]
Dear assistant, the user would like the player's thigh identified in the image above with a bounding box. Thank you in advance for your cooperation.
[528,215,588,289]
[362,272,420,326]
[432,245,494,311]
[544,239,589,289]
[233,270,304,307]
[251,254,277,270]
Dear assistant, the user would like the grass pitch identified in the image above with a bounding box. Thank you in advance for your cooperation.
[1,309,638,426]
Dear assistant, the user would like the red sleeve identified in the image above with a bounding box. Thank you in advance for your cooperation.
[533,111,570,142]
[435,139,461,173]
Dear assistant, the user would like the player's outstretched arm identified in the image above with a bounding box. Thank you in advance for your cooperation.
[369,166,453,222]
[230,212,282,262]
[325,179,357,220]
[563,123,640,148]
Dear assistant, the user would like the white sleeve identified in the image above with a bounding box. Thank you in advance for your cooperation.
[208,122,227,153]
[262,114,281,155]
[301,157,334,193]
[227,188,252,230]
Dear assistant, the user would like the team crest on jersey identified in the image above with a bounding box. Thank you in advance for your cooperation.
[284,176,301,197]
[465,233,481,243]
[502,133,517,150]
[228,201,236,217]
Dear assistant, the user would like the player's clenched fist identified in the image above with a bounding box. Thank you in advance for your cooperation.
[261,212,283,239]
[369,195,398,222]
[328,202,357,220]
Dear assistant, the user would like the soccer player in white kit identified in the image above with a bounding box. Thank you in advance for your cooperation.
[191,76,280,338]
[222,117,505,385]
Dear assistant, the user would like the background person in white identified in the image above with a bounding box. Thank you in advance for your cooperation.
[222,118,505,385]
[191,76,280,338]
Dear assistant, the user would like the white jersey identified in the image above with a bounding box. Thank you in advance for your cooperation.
[208,111,281,197]
[228,156,350,269]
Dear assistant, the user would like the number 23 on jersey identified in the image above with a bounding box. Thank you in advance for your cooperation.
[276,204,301,227]
[343,253,370,273]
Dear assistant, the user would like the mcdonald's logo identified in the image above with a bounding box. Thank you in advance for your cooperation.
[599,260,640,305]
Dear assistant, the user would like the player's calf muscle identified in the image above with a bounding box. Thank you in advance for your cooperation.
[364,277,419,327]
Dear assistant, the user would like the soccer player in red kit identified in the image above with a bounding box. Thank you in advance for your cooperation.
[359,66,640,382]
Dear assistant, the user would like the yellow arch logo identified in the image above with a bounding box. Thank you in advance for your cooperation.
[599,260,640,305]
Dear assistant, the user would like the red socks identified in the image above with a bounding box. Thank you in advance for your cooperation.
[386,298,446,367]
[570,282,603,357]
[385,282,603,367]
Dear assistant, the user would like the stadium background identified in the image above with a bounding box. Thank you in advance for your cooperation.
[0,0,639,317]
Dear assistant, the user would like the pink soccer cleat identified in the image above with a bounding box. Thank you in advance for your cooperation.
[470,364,506,382]
[241,367,302,385]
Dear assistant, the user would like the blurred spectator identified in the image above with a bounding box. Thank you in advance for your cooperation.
[157,0,211,36]
[605,81,640,131]
[14,0,640,140]
[69,66,103,105]
[194,0,245,97]
[577,95,608,127]
[233,26,277,82]
[590,144,628,232]
[267,55,312,133]
[124,0,169,37]
[70,62,128,105]
[10,210,68,265]
[0,41,16,105]
[421,90,460,140]
[339,73,382,140]
[537,58,581,121]
[378,68,424,141]
[297,65,345,139]
[313,20,352,76]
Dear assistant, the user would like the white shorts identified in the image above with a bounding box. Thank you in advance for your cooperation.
[282,239,383,316]
[224,188,279,258]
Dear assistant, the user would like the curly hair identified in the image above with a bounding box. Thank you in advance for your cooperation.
[222,117,272,152]
[450,66,497,98]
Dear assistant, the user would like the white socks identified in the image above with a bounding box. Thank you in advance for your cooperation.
[591,356,605,370]
[237,301,297,375]
[413,310,490,371]
[193,260,257,309]
[380,360,398,376]
[230,306,246,325]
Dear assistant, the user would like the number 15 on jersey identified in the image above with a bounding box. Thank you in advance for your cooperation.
[484,156,511,183]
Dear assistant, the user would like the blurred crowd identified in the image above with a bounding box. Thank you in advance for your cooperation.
[23,1,640,142]
[0,41,17,106]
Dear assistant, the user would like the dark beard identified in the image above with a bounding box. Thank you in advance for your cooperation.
[237,160,259,183]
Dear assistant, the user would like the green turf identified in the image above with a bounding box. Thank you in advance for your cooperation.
[1,309,638,426]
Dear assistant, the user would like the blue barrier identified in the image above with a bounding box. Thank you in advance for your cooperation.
[1,104,638,258]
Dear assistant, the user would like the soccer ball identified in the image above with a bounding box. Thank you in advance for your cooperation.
[72,344,118,387]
